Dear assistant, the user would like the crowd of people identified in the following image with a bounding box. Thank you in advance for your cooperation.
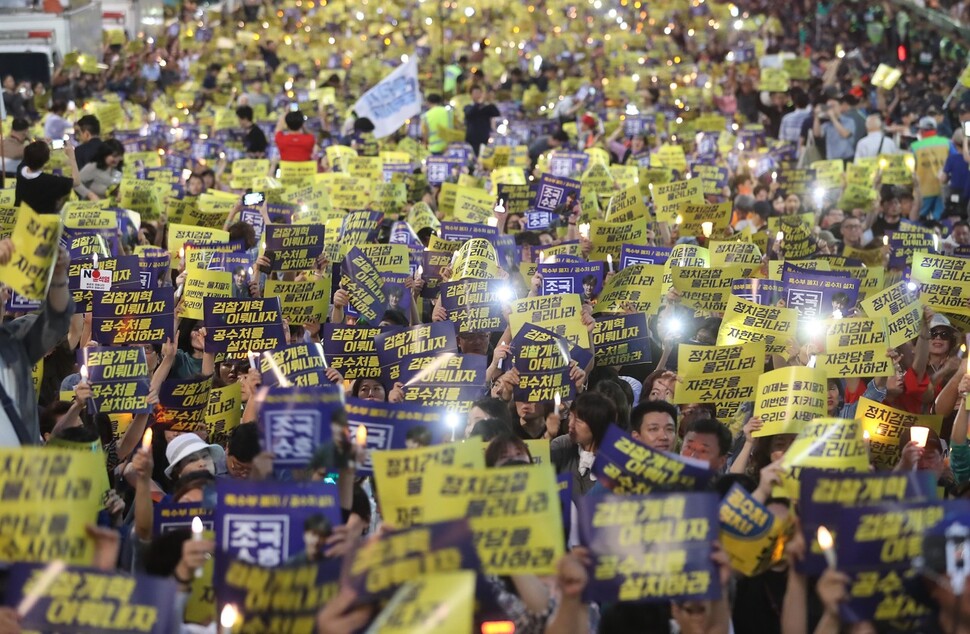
[3,0,970,631]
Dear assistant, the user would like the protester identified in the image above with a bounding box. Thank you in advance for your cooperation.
[77,138,124,199]
[1,117,29,181]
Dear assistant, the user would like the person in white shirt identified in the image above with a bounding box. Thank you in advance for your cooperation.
[42,100,71,141]
[854,114,899,162]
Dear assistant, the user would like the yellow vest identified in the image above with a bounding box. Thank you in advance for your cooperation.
[424,105,453,154]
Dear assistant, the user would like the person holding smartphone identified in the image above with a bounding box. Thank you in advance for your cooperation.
[274,107,316,162]
[14,139,95,213]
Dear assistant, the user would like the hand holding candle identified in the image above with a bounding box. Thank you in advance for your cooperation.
[142,427,153,452]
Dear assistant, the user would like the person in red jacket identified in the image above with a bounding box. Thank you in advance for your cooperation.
[274,110,316,162]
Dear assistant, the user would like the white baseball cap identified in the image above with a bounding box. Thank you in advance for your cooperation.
[164,433,226,479]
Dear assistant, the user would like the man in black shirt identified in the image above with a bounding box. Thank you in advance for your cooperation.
[463,85,501,156]
[73,115,104,171]
[236,105,268,157]
[869,187,903,240]
[15,141,86,213]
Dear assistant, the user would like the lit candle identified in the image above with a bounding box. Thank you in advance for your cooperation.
[607,254,614,273]
[675,214,684,225]
[538,250,545,264]
[578,223,590,238]
[220,604,238,634]
[961,344,967,359]
[247,266,253,279]
[933,234,940,252]
[910,426,930,448]
[446,412,459,442]
[807,354,817,368]
[415,265,423,280]
[247,350,258,371]
[882,235,889,247]
[79,364,88,382]
[16,560,66,618]
[497,340,509,371]
[701,222,713,238]
[263,351,291,387]
[178,247,185,264]
[775,231,784,242]
[191,516,203,541]
[816,526,837,569]
[554,392,562,421]
[191,516,205,578]
[92,252,99,270]
[141,427,153,452]
[355,424,367,447]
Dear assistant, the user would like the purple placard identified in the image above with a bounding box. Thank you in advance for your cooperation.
[538,262,604,301]
[91,287,175,346]
[258,384,342,473]
[619,244,671,268]
[578,491,721,603]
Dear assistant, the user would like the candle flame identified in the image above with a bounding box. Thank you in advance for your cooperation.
[142,427,153,451]
[220,604,238,628]
[355,425,367,446]
[816,525,834,551]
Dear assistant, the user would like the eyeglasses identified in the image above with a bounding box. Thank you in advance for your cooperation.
[930,329,953,340]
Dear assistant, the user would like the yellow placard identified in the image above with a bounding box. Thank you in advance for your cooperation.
[857,397,942,470]
[911,252,970,316]
[776,418,869,500]
[0,447,104,564]
[592,263,664,316]
[510,293,592,350]
[181,269,232,320]
[652,178,704,224]
[717,294,799,355]
[0,205,62,300]
[368,571,475,634]
[754,366,828,436]
[420,463,564,575]
[372,442,484,530]
[858,282,923,349]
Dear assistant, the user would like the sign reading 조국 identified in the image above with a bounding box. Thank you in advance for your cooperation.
[258,384,343,475]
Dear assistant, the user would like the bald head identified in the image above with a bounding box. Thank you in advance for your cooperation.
[866,114,883,133]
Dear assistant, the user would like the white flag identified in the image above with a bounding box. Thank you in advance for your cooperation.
[352,56,422,139]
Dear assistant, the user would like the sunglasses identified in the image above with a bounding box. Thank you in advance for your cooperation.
[929,329,954,340]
